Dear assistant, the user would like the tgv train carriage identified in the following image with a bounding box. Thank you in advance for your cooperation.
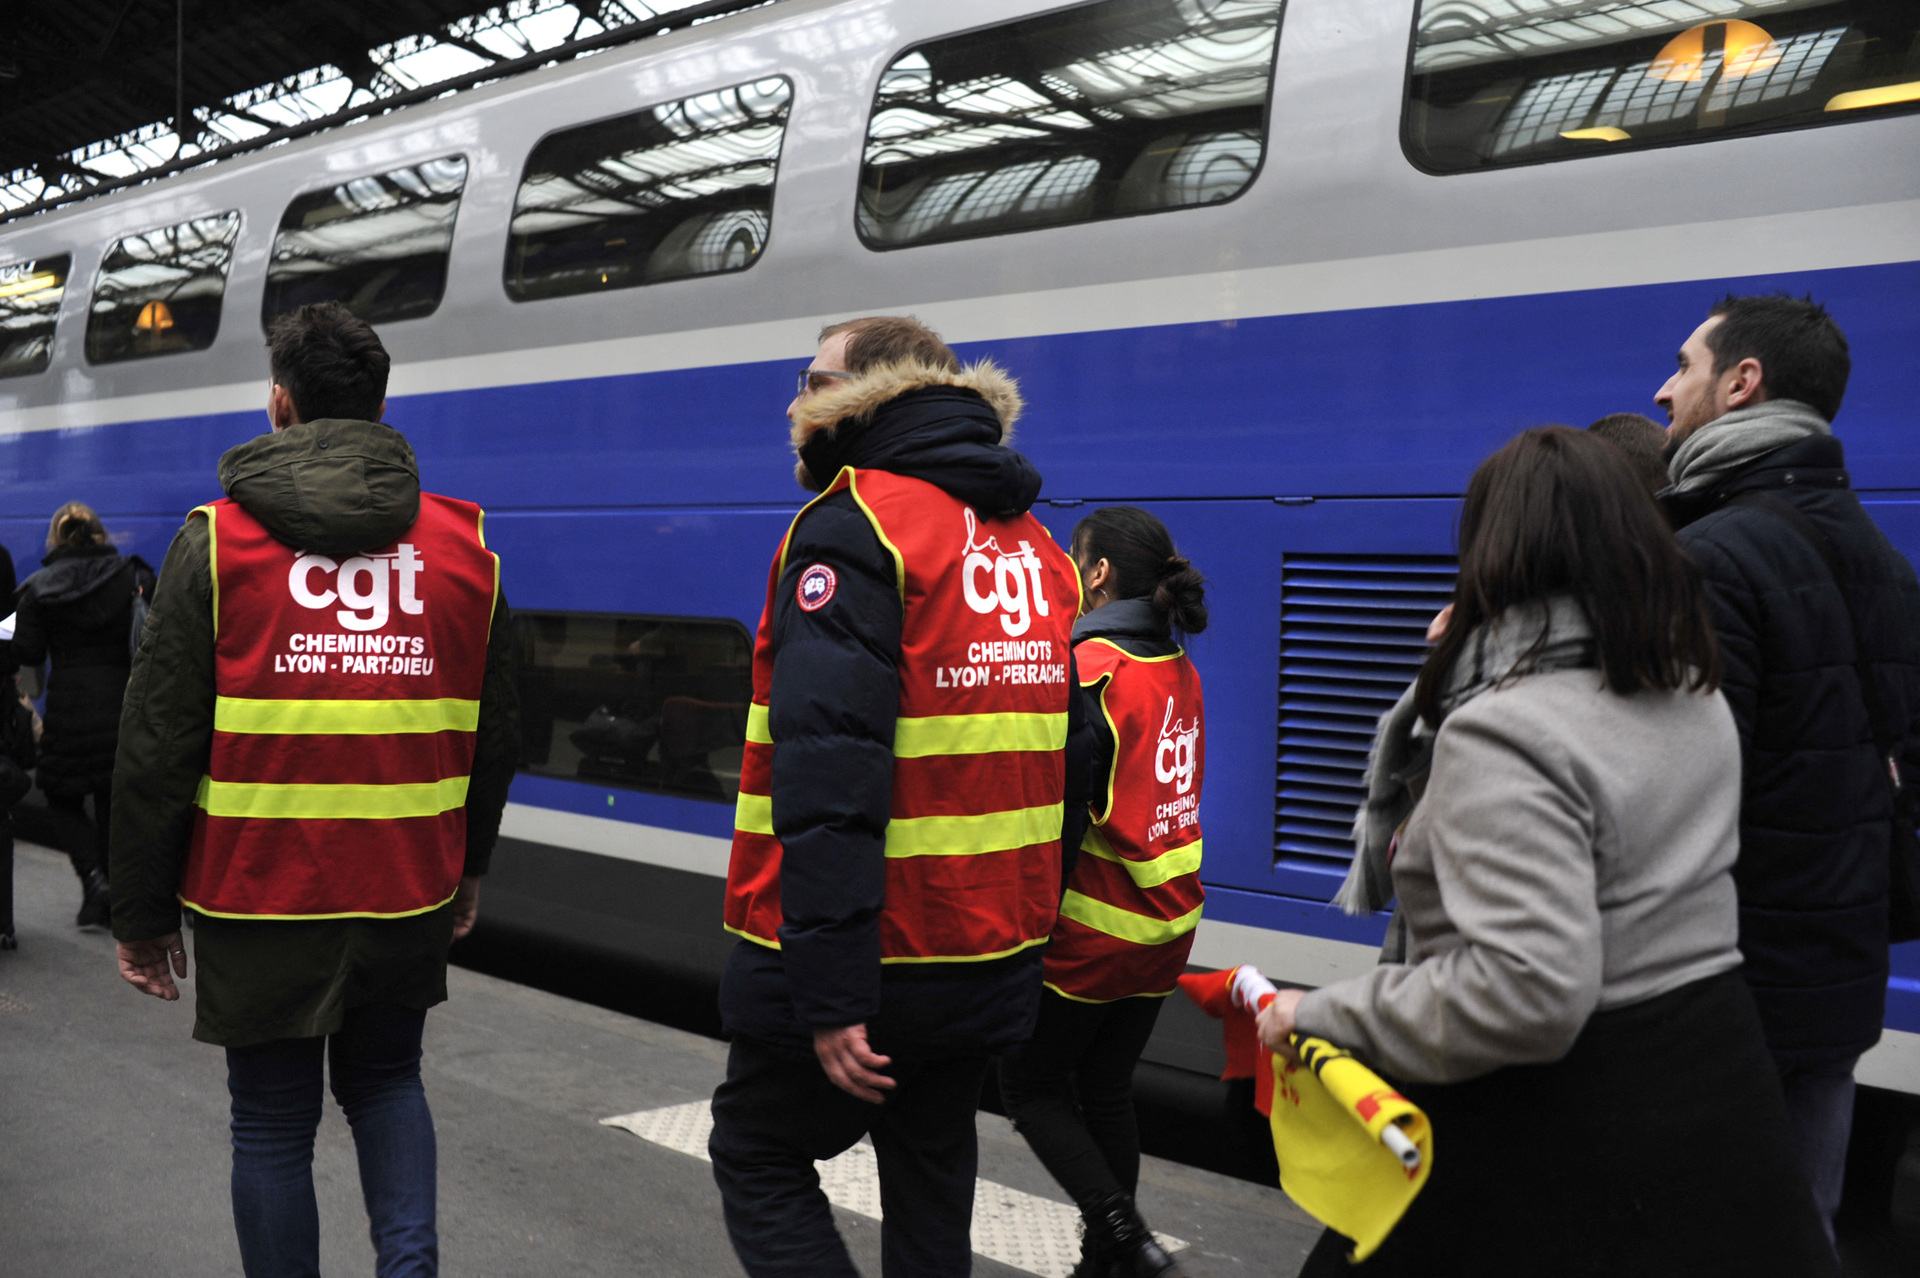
[1,0,1918,1095]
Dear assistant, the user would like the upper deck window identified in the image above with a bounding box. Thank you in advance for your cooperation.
[857,0,1286,250]
[0,255,71,378]
[505,77,792,301]
[1407,2,1920,172]
[263,156,468,327]
[85,211,241,364]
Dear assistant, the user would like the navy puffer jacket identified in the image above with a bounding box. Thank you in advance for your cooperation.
[1664,434,1920,1067]
[719,364,1095,1055]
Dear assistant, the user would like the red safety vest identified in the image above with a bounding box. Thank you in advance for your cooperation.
[178,493,500,919]
[1044,636,1205,1002]
[725,467,1080,963]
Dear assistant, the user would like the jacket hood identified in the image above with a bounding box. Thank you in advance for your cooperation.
[22,544,130,607]
[1072,597,1167,643]
[786,357,1042,516]
[218,419,421,555]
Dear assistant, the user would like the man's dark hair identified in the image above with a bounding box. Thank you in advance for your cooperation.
[1415,427,1719,725]
[1704,293,1850,422]
[1586,412,1669,495]
[267,302,391,423]
[818,315,961,375]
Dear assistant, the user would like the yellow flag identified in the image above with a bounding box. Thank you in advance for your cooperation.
[1268,1036,1433,1261]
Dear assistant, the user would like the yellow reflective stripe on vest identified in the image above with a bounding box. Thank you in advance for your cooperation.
[735,790,774,835]
[1059,889,1202,946]
[1081,828,1204,889]
[893,712,1067,758]
[737,791,1058,859]
[214,697,480,735]
[884,802,1062,858]
[746,703,772,745]
[196,775,469,819]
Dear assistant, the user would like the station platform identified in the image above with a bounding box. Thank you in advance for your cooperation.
[0,842,1322,1276]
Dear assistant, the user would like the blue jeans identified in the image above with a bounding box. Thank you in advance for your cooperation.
[1776,1054,1858,1247]
[225,1004,438,1277]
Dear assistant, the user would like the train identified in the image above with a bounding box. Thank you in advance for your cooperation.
[1,0,1917,1098]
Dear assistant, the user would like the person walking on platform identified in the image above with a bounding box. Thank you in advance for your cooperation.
[710,315,1094,1278]
[999,506,1206,1278]
[1653,294,1920,1243]
[109,301,520,1278]
[1262,429,1837,1277]
[10,501,152,928]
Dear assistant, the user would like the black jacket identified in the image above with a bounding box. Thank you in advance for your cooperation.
[720,361,1096,1055]
[12,544,154,799]
[1072,597,1182,801]
[1663,434,1920,1066]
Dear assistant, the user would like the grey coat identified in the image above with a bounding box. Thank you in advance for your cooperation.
[1296,669,1745,1085]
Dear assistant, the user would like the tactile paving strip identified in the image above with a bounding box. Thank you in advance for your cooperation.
[603,1099,1187,1278]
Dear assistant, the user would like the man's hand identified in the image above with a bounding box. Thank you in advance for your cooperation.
[452,876,480,940]
[118,932,187,1001]
[1256,987,1306,1063]
[813,1023,895,1103]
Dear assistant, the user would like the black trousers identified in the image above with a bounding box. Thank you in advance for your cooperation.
[709,1034,987,1278]
[0,814,12,935]
[47,781,110,881]
[997,989,1165,1208]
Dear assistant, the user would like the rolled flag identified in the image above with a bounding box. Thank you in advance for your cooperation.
[1271,1035,1434,1261]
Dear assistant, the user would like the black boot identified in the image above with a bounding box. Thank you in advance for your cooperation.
[1082,1193,1182,1278]
[1068,1222,1111,1278]
[75,868,111,929]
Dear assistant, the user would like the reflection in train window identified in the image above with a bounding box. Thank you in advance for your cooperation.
[505,77,792,301]
[85,212,241,364]
[513,611,753,803]
[857,0,1285,250]
[0,255,70,378]
[1407,1,1920,172]
[263,156,467,327]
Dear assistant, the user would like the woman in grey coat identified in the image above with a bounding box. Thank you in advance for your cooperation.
[1262,428,1836,1277]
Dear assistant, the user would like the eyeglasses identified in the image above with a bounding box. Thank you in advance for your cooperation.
[797,367,854,396]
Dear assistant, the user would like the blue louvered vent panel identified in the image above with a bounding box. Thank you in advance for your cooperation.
[1276,555,1458,876]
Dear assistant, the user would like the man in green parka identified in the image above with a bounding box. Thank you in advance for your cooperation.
[109,301,519,1277]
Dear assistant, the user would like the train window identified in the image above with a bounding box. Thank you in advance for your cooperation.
[85,211,241,364]
[1407,2,1920,173]
[513,611,753,803]
[504,77,792,301]
[262,156,468,327]
[0,254,71,378]
[856,0,1285,250]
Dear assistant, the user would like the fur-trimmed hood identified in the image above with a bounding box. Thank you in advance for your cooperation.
[789,357,1024,459]
[785,357,1043,517]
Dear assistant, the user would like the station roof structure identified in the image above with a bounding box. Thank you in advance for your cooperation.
[0,0,770,222]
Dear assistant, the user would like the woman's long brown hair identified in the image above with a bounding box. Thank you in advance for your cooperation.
[1414,427,1720,726]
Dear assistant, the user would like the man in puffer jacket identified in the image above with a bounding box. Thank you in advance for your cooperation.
[709,316,1094,1278]
[1656,294,1920,1241]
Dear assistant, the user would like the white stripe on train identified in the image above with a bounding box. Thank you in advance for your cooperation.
[5,196,1917,438]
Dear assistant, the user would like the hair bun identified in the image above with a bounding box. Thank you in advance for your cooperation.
[1162,554,1191,576]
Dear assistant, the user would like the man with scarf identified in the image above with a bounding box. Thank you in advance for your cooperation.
[707,315,1094,1278]
[1655,294,1920,1241]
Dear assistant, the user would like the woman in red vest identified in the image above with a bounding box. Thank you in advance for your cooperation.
[1000,506,1207,1278]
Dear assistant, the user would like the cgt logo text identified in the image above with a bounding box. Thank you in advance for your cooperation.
[1155,697,1199,795]
[289,546,425,631]
[960,509,1053,638]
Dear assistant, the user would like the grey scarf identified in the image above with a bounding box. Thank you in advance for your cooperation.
[1333,597,1597,959]
[1666,398,1830,493]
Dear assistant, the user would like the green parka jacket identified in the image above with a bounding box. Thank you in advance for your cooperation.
[109,419,520,1047]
